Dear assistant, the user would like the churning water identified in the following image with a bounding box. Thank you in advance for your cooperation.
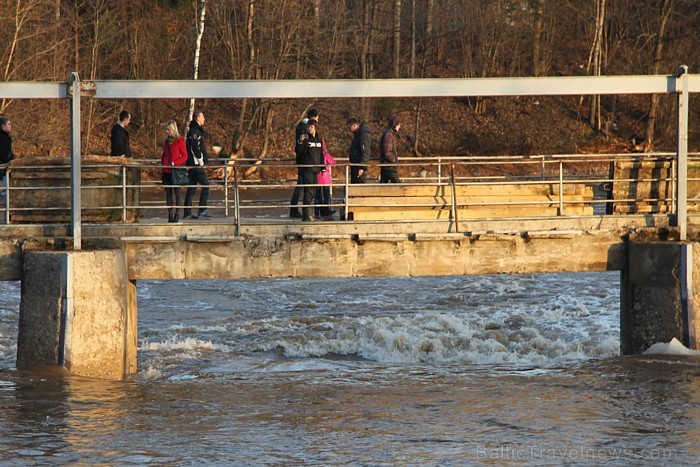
[0,273,698,465]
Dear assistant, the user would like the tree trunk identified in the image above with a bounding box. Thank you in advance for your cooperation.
[188,0,208,122]
[392,0,402,79]
[360,0,375,118]
[531,0,545,77]
[645,0,675,151]
[413,0,434,157]
[588,0,606,130]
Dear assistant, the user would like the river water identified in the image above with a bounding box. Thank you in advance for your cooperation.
[0,272,698,465]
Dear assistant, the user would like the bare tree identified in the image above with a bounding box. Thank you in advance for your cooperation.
[588,0,607,130]
[1,0,39,112]
[188,0,207,122]
[645,0,675,151]
[531,0,545,77]
[392,0,402,78]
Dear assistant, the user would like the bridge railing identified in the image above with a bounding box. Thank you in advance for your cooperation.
[0,152,691,228]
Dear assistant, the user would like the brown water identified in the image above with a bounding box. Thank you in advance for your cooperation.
[0,274,698,465]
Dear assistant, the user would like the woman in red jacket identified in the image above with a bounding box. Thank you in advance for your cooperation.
[161,120,188,223]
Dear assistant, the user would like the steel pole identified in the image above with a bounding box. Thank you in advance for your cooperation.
[69,72,82,250]
[676,65,689,241]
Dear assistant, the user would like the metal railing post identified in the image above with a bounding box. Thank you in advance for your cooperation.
[4,170,9,225]
[69,72,82,250]
[224,166,229,219]
[233,165,240,236]
[558,160,564,216]
[121,165,127,223]
[344,164,350,220]
[676,65,689,241]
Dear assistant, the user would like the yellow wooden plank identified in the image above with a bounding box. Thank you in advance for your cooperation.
[349,205,593,221]
[347,183,593,198]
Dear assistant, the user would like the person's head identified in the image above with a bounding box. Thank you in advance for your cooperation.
[307,120,317,137]
[388,115,401,131]
[118,110,131,126]
[0,115,11,133]
[165,120,179,139]
[193,111,205,126]
[346,117,359,133]
[307,108,319,122]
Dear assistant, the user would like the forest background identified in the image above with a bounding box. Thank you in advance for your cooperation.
[1,0,699,176]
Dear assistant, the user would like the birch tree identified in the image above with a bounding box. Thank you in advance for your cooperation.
[188,0,207,122]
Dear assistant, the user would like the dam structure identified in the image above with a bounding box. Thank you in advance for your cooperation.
[1,70,699,379]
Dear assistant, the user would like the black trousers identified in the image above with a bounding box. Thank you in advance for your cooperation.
[300,168,317,220]
[184,167,210,215]
[162,173,182,217]
[380,166,400,183]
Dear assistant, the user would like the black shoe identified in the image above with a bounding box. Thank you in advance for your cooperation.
[289,209,303,218]
[198,211,213,218]
[183,214,198,220]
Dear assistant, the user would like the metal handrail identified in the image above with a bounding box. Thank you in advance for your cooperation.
[0,153,684,225]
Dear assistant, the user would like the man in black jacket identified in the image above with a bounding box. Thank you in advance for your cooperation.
[0,115,15,183]
[184,111,211,219]
[297,120,323,221]
[289,108,319,218]
[110,110,132,157]
[347,117,371,183]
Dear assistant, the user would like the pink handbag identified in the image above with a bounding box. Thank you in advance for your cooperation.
[317,150,336,185]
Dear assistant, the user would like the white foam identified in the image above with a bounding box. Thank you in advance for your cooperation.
[643,337,700,356]
[145,337,217,352]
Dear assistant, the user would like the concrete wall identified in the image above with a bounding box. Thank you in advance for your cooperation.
[17,250,137,379]
[621,241,700,354]
[124,231,625,280]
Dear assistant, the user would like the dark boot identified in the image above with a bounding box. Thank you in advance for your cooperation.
[173,213,179,223]
[289,208,302,218]
[302,206,315,222]
[168,210,175,223]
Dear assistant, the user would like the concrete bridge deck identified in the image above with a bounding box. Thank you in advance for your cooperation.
[0,214,676,282]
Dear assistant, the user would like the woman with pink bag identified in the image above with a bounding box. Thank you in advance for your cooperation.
[315,140,336,221]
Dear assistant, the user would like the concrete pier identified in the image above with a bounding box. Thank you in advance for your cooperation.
[621,241,700,354]
[17,250,137,379]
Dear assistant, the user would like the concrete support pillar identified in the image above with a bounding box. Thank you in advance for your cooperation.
[621,241,700,354]
[17,250,137,380]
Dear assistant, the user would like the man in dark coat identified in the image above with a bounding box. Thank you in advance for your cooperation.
[347,117,371,183]
[0,115,15,180]
[296,120,323,221]
[289,108,319,218]
[184,111,211,219]
[380,115,401,183]
[110,110,132,157]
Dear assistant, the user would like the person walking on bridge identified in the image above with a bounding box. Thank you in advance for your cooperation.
[347,117,370,184]
[161,120,188,223]
[0,115,14,163]
[0,115,15,192]
[297,120,323,222]
[184,111,211,219]
[380,115,401,183]
[290,108,319,218]
[110,110,132,158]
